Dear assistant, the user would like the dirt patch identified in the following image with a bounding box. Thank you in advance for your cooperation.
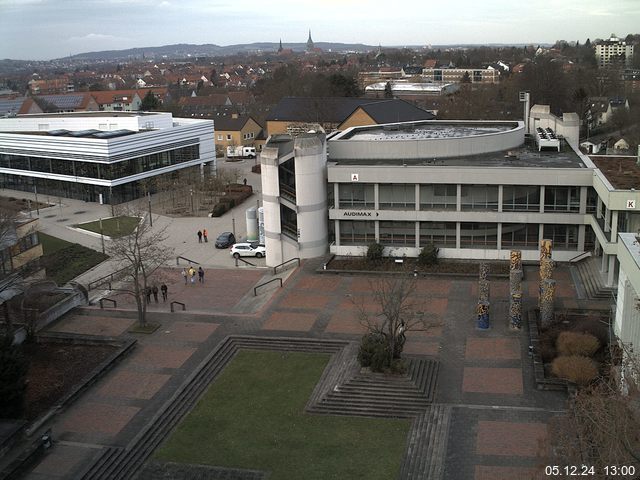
[23,342,117,421]
[0,195,49,213]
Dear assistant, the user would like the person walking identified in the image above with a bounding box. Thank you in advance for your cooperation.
[181,268,188,285]
[198,266,204,283]
[243,178,247,186]
[145,286,152,304]
[189,266,196,284]
[197,230,203,243]
[160,283,168,302]
[152,285,159,303]
[203,228,208,243]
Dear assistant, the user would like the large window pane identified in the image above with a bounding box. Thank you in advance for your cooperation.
[379,221,415,246]
[339,184,374,209]
[460,222,498,248]
[544,186,580,212]
[501,223,539,248]
[339,220,375,245]
[502,186,540,211]
[543,224,579,250]
[379,184,415,210]
[461,185,498,211]
[420,222,456,247]
[420,184,456,210]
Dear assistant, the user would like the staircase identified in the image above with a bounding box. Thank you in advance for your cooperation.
[399,405,452,480]
[572,257,616,300]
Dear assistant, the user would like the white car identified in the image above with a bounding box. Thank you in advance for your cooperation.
[230,242,266,259]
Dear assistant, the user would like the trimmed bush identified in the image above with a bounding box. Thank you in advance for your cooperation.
[358,333,388,373]
[211,203,229,217]
[556,331,600,357]
[551,355,599,385]
[390,358,408,375]
[366,242,384,263]
[417,243,439,266]
[571,317,609,346]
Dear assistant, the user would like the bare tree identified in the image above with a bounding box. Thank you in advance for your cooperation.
[0,207,25,335]
[546,343,640,478]
[106,212,173,328]
[356,277,439,371]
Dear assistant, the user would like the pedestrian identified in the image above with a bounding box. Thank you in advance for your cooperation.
[197,230,202,243]
[152,285,159,303]
[161,283,168,302]
[189,266,196,284]
[181,268,188,285]
[243,177,247,186]
[198,266,204,283]
[145,286,152,304]
[203,228,208,243]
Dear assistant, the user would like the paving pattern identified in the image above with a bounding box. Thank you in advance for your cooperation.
[18,259,609,480]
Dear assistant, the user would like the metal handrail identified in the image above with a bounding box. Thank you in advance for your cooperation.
[176,256,200,265]
[88,266,130,291]
[273,257,300,275]
[235,256,256,267]
[254,277,282,296]
[170,301,186,312]
[568,251,592,263]
[99,298,117,309]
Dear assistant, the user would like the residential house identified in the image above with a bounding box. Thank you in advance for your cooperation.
[32,93,99,113]
[214,114,263,155]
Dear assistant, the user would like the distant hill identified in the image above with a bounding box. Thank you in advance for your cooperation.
[63,42,378,61]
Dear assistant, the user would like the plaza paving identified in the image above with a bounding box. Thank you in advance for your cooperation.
[0,170,610,479]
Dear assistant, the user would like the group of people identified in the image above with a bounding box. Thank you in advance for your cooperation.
[181,265,205,284]
[197,229,208,243]
[145,283,168,304]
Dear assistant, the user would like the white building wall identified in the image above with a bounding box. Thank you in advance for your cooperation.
[260,145,283,267]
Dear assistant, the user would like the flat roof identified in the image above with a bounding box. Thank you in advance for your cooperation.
[590,156,640,190]
[339,121,518,141]
[16,111,158,118]
[329,139,586,169]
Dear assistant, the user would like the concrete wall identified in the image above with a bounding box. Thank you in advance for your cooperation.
[260,145,283,267]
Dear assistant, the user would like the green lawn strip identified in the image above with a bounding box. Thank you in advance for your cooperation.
[39,232,108,285]
[156,350,410,480]
[75,216,139,238]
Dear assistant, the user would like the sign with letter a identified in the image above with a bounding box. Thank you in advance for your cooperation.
[351,173,359,182]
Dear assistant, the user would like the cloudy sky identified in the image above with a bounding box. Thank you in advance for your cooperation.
[1,0,639,60]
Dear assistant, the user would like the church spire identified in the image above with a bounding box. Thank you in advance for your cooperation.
[278,38,283,53]
[306,29,314,52]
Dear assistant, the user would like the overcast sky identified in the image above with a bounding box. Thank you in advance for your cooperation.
[1,0,639,61]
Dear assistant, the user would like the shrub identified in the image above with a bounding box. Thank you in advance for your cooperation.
[571,317,609,346]
[417,243,439,266]
[366,242,384,263]
[556,331,600,357]
[539,342,557,363]
[0,337,28,419]
[358,333,388,372]
[390,358,408,375]
[551,355,599,385]
[211,203,229,217]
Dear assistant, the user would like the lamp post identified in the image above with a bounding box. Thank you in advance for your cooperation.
[99,217,105,254]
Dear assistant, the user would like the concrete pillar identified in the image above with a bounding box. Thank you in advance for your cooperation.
[509,293,522,330]
[456,222,461,249]
[496,223,502,251]
[539,185,545,213]
[415,184,420,212]
[538,224,545,244]
[578,225,586,251]
[479,262,489,302]
[415,222,420,248]
[374,184,379,210]
[497,185,503,213]
[334,220,341,246]
[608,254,616,287]
[596,196,603,219]
[375,220,380,243]
[601,252,608,273]
[456,184,462,212]
[333,183,339,209]
[611,210,619,239]
[604,208,611,233]
[579,186,587,215]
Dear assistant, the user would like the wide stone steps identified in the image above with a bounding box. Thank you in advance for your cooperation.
[307,359,439,419]
[79,336,347,480]
[573,258,615,300]
[399,405,452,480]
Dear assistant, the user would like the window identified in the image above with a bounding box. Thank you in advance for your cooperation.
[379,221,415,246]
[461,185,498,211]
[420,222,456,247]
[217,134,223,141]
[501,223,538,248]
[420,184,456,210]
[502,186,540,211]
[543,224,579,250]
[379,184,415,210]
[339,184,374,209]
[460,222,498,248]
[339,220,375,245]
[226,134,232,141]
[544,186,580,212]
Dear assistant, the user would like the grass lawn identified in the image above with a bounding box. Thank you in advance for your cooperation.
[75,216,139,238]
[155,350,410,480]
[39,232,108,285]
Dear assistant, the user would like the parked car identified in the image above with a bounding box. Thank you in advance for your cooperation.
[215,232,236,248]
[230,242,266,258]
